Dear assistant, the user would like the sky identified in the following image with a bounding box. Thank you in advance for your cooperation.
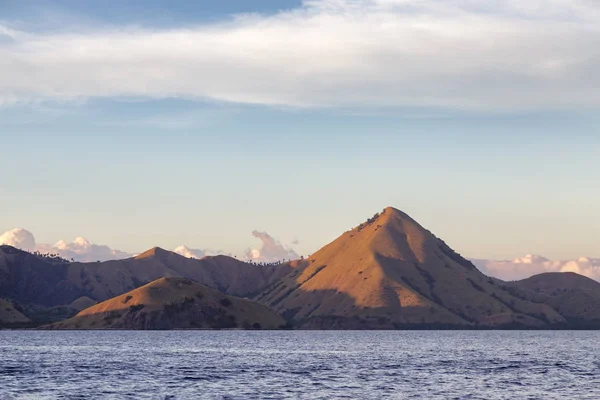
[0,0,599,261]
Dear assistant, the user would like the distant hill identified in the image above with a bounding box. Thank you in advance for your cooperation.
[47,277,285,330]
[506,272,600,327]
[256,207,564,329]
[0,245,290,308]
[510,272,600,293]
[0,246,85,307]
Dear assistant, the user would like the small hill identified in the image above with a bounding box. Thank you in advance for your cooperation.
[47,277,285,330]
[257,207,563,329]
[507,273,600,327]
[0,298,29,325]
[69,296,97,312]
[510,272,600,293]
[134,246,171,260]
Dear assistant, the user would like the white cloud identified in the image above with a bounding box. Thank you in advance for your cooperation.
[245,230,299,263]
[173,245,205,259]
[39,237,132,262]
[472,254,600,282]
[0,228,36,252]
[0,228,132,262]
[1,0,600,111]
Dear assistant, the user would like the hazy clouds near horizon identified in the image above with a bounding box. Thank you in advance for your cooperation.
[0,228,299,264]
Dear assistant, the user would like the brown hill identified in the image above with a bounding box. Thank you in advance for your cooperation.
[510,272,600,293]
[47,277,285,330]
[0,298,29,325]
[66,248,291,303]
[256,207,564,329]
[69,296,98,312]
[506,273,600,327]
[0,245,290,308]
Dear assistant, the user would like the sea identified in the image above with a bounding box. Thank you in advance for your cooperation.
[0,330,599,399]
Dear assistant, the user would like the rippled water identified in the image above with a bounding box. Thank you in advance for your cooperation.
[1,331,599,399]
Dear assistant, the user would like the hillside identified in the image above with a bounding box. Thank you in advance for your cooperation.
[0,245,290,308]
[0,298,29,326]
[0,246,85,307]
[507,273,600,327]
[47,277,286,330]
[256,207,564,329]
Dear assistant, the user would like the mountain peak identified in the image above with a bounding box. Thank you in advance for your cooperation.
[380,206,420,223]
[135,247,171,260]
[382,206,406,216]
[350,206,427,239]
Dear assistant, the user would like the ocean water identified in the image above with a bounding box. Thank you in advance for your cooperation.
[0,331,599,399]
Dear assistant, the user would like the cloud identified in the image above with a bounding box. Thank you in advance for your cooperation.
[245,230,299,262]
[39,237,132,262]
[0,228,132,262]
[173,245,236,259]
[173,245,205,259]
[1,0,600,111]
[472,254,600,282]
[0,228,36,252]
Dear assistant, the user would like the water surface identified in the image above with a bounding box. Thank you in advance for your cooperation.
[1,331,599,399]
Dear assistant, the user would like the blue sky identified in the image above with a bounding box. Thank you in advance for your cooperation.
[1,0,599,260]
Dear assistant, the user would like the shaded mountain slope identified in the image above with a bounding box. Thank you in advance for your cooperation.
[506,273,600,326]
[0,246,85,307]
[257,207,563,329]
[0,245,291,308]
[47,277,285,330]
[510,272,600,293]
[0,298,29,325]
[66,248,291,303]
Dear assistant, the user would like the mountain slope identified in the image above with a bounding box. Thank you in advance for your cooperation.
[47,277,285,330]
[0,246,86,307]
[0,298,29,326]
[507,273,600,326]
[0,245,291,308]
[66,248,291,303]
[257,207,563,329]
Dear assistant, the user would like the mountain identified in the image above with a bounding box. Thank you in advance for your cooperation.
[256,207,564,329]
[70,247,291,302]
[0,245,291,310]
[0,246,86,307]
[506,272,600,327]
[47,277,286,330]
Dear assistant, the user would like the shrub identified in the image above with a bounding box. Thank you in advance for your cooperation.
[219,298,232,307]
[129,304,145,313]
